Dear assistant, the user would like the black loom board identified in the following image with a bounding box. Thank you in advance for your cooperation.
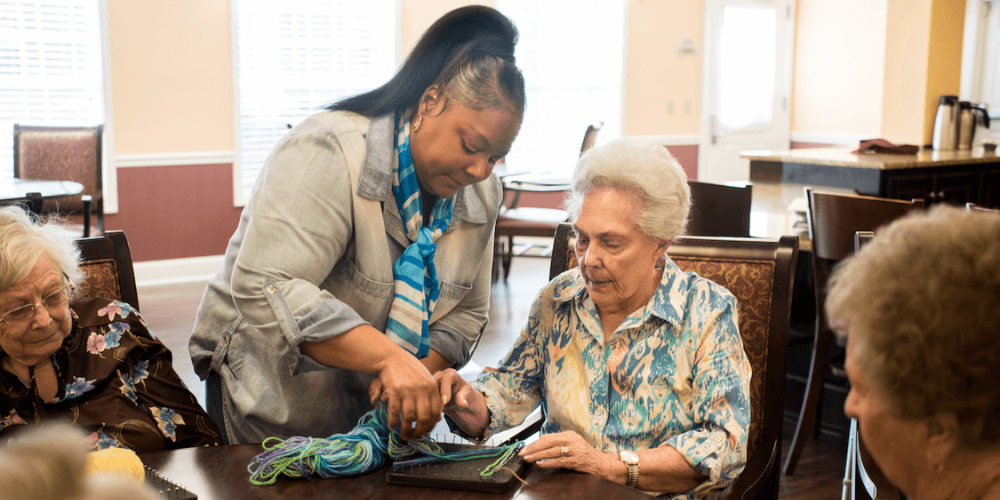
[386,442,530,493]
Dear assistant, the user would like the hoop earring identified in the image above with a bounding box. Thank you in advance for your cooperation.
[413,115,423,133]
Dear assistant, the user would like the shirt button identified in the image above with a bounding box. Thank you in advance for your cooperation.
[266,285,276,294]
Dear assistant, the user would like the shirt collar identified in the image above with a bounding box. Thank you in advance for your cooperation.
[552,256,689,327]
[355,113,488,225]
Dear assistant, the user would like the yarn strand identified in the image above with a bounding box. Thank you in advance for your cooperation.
[247,409,520,486]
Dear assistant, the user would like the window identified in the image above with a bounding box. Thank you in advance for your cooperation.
[0,0,105,179]
[495,0,625,176]
[231,0,398,205]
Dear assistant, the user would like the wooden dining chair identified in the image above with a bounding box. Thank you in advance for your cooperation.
[550,222,799,500]
[492,122,602,282]
[687,181,753,237]
[75,230,140,311]
[14,124,104,237]
[842,231,904,500]
[783,189,924,476]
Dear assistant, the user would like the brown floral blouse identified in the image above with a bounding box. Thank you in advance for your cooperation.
[0,297,220,452]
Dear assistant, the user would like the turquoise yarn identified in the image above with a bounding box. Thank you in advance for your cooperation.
[248,409,442,485]
[248,409,521,486]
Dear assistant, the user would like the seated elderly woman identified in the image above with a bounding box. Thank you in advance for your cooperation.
[827,206,1000,500]
[0,206,219,452]
[436,139,751,498]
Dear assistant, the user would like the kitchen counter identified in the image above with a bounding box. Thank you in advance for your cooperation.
[743,147,1000,207]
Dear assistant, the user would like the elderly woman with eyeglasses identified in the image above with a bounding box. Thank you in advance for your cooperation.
[0,206,219,452]
[436,140,751,499]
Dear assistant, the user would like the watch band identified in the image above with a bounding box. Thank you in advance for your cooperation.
[625,462,639,488]
[619,450,640,488]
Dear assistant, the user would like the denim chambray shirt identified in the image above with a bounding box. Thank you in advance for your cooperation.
[189,111,501,444]
[472,258,751,499]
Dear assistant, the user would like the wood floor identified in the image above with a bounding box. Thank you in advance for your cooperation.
[139,255,847,499]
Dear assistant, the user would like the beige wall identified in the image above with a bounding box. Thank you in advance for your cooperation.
[880,0,934,145]
[790,0,887,137]
[107,0,233,155]
[105,0,967,156]
[106,0,701,158]
[625,0,703,136]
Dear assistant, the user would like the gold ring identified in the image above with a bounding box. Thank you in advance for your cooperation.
[560,446,568,457]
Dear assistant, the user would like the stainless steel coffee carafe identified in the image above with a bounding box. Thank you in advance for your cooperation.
[933,95,959,151]
[958,101,991,150]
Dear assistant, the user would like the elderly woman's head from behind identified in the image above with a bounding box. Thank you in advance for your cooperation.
[826,206,1000,497]
[564,139,690,318]
[0,206,83,369]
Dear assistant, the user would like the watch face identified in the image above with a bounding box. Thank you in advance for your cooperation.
[620,450,639,464]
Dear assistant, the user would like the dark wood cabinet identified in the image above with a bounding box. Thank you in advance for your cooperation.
[748,151,1000,209]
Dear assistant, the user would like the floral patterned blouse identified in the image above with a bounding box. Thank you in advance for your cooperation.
[472,258,752,500]
[0,297,220,452]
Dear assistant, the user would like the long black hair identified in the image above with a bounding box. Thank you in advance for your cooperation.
[326,5,524,117]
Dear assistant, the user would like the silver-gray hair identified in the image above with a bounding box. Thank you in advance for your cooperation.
[564,138,691,242]
[0,206,83,291]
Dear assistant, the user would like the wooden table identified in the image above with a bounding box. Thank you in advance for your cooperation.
[139,444,649,500]
[0,178,84,202]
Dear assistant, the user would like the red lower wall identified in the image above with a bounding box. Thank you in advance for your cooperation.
[105,163,242,262]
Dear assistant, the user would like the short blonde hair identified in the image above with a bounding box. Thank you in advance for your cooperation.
[826,205,1000,450]
[0,206,83,291]
[564,139,691,242]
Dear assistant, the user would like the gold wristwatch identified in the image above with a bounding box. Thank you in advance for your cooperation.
[619,450,640,488]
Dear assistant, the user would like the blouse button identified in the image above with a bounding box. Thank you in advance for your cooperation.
[266,285,276,295]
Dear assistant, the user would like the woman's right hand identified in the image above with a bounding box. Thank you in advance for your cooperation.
[434,368,490,438]
[374,351,443,440]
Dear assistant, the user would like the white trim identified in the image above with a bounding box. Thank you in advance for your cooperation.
[626,135,701,146]
[99,0,118,214]
[789,131,869,146]
[115,151,235,168]
[134,255,224,288]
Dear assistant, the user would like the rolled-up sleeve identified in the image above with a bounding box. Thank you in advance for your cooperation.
[664,297,751,490]
[471,290,547,438]
[230,123,367,353]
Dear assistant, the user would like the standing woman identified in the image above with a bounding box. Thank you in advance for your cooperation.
[190,6,525,444]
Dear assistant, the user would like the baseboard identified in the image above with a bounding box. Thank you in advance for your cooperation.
[133,255,224,287]
[790,132,871,146]
[627,135,701,146]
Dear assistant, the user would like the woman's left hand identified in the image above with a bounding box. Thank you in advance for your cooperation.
[519,431,621,482]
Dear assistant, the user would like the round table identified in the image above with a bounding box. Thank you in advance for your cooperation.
[0,178,84,201]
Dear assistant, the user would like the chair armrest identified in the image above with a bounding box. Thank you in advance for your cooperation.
[722,435,777,500]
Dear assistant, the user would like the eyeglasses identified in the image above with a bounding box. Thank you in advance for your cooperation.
[0,282,75,325]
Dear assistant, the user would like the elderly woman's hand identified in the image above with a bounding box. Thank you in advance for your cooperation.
[434,368,490,438]
[520,431,622,483]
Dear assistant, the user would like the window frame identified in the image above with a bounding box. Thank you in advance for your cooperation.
[228,0,401,207]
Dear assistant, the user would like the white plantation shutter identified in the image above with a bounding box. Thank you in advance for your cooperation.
[232,0,397,204]
[0,0,105,179]
[495,0,625,176]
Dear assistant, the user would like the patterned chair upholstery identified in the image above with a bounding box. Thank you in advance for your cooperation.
[74,231,140,311]
[551,223,799,500]
[14,124,104,237]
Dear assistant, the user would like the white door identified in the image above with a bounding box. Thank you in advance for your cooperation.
[699,0,794,183]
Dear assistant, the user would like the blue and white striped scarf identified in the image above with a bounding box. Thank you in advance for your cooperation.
[385,113,455,359]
